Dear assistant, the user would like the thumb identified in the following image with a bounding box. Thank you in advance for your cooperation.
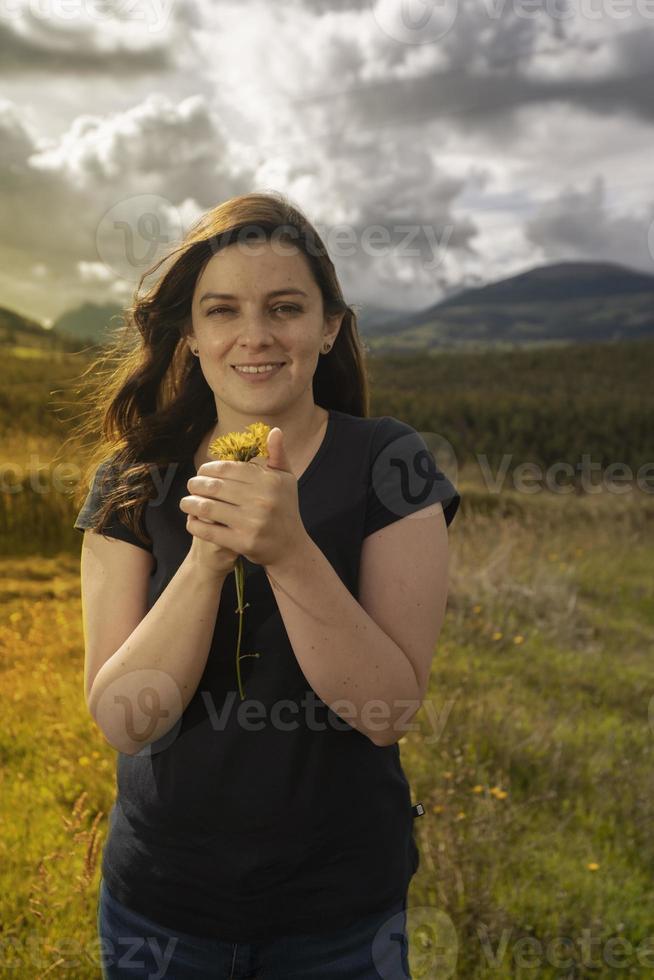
[264,427,293,473]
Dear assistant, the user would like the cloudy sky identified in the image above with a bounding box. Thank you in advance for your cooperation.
[2,0,654,325]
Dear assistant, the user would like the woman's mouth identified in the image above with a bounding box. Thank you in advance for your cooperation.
[231,363,285,382]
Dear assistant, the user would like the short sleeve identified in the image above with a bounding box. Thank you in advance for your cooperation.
[74,459,152,553]
[364,416,461,538]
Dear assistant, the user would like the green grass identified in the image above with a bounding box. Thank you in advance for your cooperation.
[401,494,654,977]
[1,488,653,976]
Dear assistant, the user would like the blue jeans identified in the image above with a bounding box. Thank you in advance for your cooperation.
[97,878,412,979]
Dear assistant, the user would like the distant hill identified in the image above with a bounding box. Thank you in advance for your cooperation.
[360,261,654,353]
[0,305,46,340]
[355,303,408,334]
[52,301,125,344]
[3,260,654,357]
[436,261,654,308]
[0,305,76,352]
[0,300,125,353]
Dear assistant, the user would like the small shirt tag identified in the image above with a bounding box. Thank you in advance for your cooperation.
[412,802,425,818]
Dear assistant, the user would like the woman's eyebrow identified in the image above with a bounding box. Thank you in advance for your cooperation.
[199,288,309,303]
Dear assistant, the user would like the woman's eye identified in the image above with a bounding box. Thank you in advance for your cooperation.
[207,305,301,316]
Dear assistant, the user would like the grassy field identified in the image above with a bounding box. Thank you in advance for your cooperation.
[1,476,653,977]
[1,339,653,976]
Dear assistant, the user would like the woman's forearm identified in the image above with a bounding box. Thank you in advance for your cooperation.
[88,554,228,755]
[265,533,420,746]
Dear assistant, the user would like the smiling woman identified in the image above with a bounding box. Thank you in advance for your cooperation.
[69,189,461,979]
[183,233,345,464]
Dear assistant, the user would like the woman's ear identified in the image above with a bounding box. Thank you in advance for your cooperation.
[325,311,345,347]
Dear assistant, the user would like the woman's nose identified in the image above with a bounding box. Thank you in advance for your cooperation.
[236,313,276,342]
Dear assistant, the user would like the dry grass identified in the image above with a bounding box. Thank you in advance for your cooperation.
[1,486,653,977]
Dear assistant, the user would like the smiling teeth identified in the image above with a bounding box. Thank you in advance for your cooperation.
[234,364,281,374]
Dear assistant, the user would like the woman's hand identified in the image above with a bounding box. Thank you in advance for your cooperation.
[186,533,240,579]
[179,427,308,568]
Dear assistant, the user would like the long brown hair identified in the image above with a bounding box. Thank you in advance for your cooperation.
[65,190,370,548]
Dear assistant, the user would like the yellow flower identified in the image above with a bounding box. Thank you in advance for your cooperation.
[209,422,271,700]
[513,635,524,645]
[492,631,503,641]
[587,862,600,871]
[489,786,508,798]
[455,811,466,820]
[471,784,484,793]
[209,422,270,462]
[432,804,445,814]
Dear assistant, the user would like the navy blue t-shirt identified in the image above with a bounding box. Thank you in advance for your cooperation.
[74,407,461,942]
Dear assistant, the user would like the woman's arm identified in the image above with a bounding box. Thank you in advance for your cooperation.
[264,507,449,747]
[88,552,229,756]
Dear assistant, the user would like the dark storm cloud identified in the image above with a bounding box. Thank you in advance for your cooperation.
[525,175,654,273]
[337,41,654,135]
[290,1,654,127]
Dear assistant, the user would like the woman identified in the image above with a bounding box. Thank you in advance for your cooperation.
[73,191,461,978]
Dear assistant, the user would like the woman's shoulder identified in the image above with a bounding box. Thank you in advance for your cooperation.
[329,408,405,432]
[329,409,418,448]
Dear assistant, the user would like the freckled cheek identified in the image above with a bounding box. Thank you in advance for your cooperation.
[198,340,234,365]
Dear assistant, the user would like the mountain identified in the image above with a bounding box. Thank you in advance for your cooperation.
[4,260,654,357]
[0,305,46,340]
[0,305,77,352]
[360,261,654,353]
[52,301,125,344]
[435,261,654,308]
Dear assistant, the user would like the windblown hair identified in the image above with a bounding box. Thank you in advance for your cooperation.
[65,190,370,548]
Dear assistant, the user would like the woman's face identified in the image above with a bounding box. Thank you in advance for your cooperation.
[187,240,341,419]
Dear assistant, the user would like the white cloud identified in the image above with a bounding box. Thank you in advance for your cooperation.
[0,91,252,319]
[77,261,114,282]
[1,0,653,321]
[0,0,176,71]
[30,92,236,199]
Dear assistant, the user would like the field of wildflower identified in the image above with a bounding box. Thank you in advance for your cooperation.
[1,341,653,976]
[1,478,653,977]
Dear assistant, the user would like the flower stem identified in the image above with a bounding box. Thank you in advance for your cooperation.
[233,559,261,700]
[234,557,247,700]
